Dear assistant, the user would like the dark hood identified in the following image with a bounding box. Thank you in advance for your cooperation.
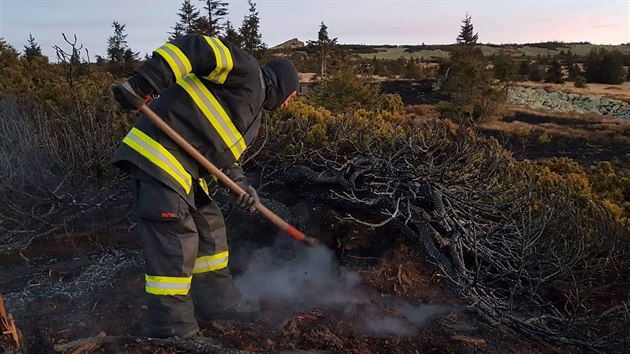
[261,58,299,110]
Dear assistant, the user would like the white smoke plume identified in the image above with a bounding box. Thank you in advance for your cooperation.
[234,242,452,336]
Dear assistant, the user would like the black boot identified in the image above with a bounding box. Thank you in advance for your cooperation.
[192,272,261,322]
[208,299,261,322]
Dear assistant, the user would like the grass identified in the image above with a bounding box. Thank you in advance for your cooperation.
[354,43,630,60]
[356,47,450,60]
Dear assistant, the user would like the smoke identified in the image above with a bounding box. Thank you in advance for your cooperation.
[234,242,452,336]
[361,298,450,336]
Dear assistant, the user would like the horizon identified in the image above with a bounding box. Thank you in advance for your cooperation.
[1,0,628,59]
[277,39,629,47]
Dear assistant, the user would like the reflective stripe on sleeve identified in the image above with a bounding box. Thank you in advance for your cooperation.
[155,43,192,81]
[123,127,192,194]
[178,74,246,160]
[203,36,233,84]
[145,274,192,296]
[193,251,229,274]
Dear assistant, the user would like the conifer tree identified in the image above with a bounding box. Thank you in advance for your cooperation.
[600,50,625,84]
[224,20,241,46]
[518,60,530,79]
[404,58,418,79]
[545,59,564,83]
[307,21,338,76]
[456,13,479,45]
[567,63,582,81]
[197,0,228,37]
[493,53,517,83]
[170,0,202,40]
[528,61,544,82]
[0,37,18,54]
[107,21,137,63]
[23,33,42,60]
[584,49,603,83]
[440,14,503,123]
[239,0,266,59]
[584,49,625,84]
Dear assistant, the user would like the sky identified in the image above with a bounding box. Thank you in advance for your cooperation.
[1,0,628,60]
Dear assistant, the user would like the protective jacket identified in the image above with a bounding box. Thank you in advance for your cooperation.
[112,35,265,205]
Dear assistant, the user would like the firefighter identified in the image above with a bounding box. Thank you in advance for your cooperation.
[111,34,298,339]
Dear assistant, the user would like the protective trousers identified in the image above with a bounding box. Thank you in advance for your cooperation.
[135,176,241,338]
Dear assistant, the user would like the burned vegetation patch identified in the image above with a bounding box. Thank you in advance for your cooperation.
[1,98,629,353]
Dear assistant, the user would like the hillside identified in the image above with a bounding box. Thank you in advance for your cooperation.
[272,40,630,60]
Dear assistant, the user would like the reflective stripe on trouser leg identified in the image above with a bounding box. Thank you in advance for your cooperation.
[145,274,192,295]
[193,251,229,274]
[190,201,241,318]
[135,177,199,339]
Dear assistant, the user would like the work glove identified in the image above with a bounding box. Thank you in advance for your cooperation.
[223,164,259,212]
[111,75,153,112]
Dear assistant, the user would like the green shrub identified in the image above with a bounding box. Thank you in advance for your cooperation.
[574,76,588,88]
[438,46,505,124]
[305,63,403,114]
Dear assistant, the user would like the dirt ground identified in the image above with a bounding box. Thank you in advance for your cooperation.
[0,212,568,354]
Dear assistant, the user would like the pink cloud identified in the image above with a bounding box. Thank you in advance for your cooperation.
[527,15,628,44]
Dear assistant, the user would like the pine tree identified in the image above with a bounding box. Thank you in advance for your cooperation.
[456,13,479,45]
[493,53,517,83]
[0,37,18,54]
[307,21,338,76]
[107,21,137,63]
[567,63,582,81]
[224,20,241,46]
[170,0,202,40]
[404,58,418,79]
[560,49,575,67]
[170,24,185,41]
[545,59,564,83]
[600,50,625,84]
[528,61,544,82]
[584,49,625,84]
[440,46,502,123]
[518,60,530,79]
[239,0,266,59]
[197,0,228,37]
[584,49,603,83]
[23,33,42,60]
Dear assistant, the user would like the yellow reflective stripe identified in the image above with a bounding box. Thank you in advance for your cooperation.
[155,43,192,81]
[123,128,192,194]
[203,36,233,84]
[178,74,246,160]
[214,38,233,83]
[193,251,229,274]
[199,178,209,195]
[145,274,192,296]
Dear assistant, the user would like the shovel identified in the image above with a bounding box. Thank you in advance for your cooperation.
[139,105,319,247]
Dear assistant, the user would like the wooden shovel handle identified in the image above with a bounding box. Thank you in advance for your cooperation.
[139,105,318,246]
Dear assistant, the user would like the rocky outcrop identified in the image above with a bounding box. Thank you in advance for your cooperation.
[271,38,305,49]
[508,87,630,119]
